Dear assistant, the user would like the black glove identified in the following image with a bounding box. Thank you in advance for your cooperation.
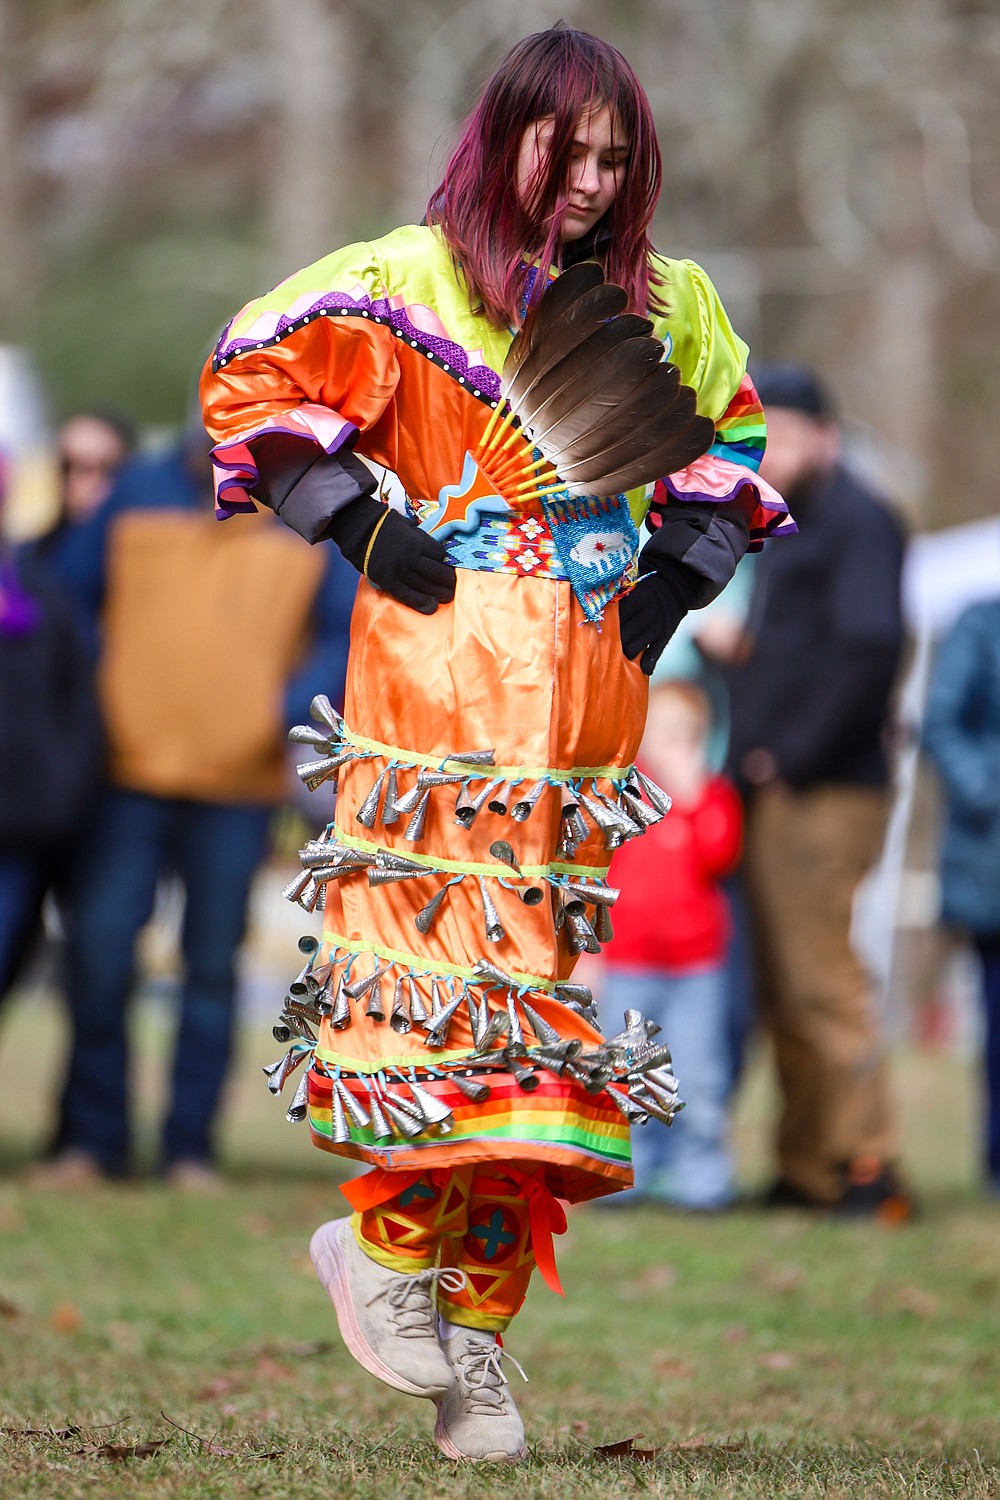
[619,551,702,675]
[326,493,456,615]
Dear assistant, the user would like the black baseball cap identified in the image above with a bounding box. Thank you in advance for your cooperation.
[752,363,836,420]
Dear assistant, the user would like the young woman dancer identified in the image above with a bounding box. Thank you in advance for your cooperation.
[201,25,789,1463]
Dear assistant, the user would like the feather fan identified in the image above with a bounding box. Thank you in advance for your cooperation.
[476,262,714,501]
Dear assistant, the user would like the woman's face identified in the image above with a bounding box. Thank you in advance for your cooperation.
[515,101,628,244]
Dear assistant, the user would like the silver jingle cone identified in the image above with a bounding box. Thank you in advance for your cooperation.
[517,884,545,906]
[309,693,341,732]
[467,991,487,1046]
[407,975,430,1026]
[331,1086,351,1145]
[415,884,448,934]
[296,751,351,789]
[489,840,522,874]
[366,1093,394,1142]
[342,964,383,1001]
[471,1008,510,1054]
[429,980,445,1019]
[619,787,664,828]
[446,748,496,766]
[506,996,524,1049]
[286,1071,310,1123]
[486,782,513,815]
[289,723,337,749]
[505,1051,539,1092]
[566,909,601,955]
[393,782,424,816]
[272,1024,292,1044]
[330,984,351,1028]
[518,1000,562,1048]
[632,768,672,817]
[381,1096,426,1138]
[375,851,425,873]
[554,981,594,1006]
[336,1080,372,1129]
[594,902,614,944]
[564,881,620,909]
[355,768,387,830]
[365,977,386,1022]
[281,870,312,903]
[449,1071,492,1104]
[381,765,402,826]
[559,782,580,816]
[367,865,426,887]
[479,879,505,943]
[417,768,465,789]
[389,978,412,1034]
[471,957,518,990]
[423,990,466,1048]
[454,781,493,829]
[406,1077,455,1131]
[511,779,547,821]
[403,789,431,841]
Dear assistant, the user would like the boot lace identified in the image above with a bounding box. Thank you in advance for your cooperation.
[368,1266,468,1340]
[454,1335,529,1415]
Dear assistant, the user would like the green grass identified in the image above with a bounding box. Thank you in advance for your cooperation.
[1,991,998,1497]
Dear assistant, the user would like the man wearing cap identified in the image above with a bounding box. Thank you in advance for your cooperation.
[725,364,911,1219]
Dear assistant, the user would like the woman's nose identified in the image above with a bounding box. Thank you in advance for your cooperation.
[571,153,600,196]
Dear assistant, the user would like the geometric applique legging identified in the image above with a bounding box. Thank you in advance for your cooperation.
[351,1162,567,1332]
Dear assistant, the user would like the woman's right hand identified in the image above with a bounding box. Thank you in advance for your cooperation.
[327,494,456,615]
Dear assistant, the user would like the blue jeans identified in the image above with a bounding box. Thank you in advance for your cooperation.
[975,936,1000,1188]
[60,788,271,1171]
[600,964,734,1209]
[0,856,48,998]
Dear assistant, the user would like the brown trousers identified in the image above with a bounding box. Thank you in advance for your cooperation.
[743,783,897,1203]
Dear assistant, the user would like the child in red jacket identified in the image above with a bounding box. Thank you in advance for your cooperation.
[601,679,743,1209]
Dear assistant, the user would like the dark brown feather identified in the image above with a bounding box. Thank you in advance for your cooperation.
[503,283,628,411]
[524,339,665,448]
[500,262,714,497]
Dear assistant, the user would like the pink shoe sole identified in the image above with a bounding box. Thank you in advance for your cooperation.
[309,1219,448,1400]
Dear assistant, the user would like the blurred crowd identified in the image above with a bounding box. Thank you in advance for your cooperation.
[1,357,998,1214]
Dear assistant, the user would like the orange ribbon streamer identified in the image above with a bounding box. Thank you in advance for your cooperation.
[475,1166,569,1298]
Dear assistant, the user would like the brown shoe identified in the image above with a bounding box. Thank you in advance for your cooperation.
[27,1151,107,1189]
[165,1161,226,1195]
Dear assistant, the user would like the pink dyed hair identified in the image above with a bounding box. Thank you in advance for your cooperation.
[427,27,664,329]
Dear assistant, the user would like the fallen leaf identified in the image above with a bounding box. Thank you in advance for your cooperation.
[758,1351,796,1371]
[195,1374,243,1401]
[723,1324,749,1344]
[49,1303,84,1334]
[0,1294,23,1320]
[252,1354,294,1383]
[651,1358,694,1380]
[74,1440,170,1461]
[593,1434,661,1461]
[896,1285,940,1319]
[594,1434,643,1458]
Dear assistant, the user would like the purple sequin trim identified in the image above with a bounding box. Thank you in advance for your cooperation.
[215,290,502,401]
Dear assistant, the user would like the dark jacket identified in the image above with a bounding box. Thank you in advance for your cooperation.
[923,598,1000,934]
[727,465,905,790]
[0,549,102,851]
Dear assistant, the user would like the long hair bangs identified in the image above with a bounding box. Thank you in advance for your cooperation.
[428,29,663,329]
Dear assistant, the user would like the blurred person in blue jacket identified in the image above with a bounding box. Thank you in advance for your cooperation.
[923,596,1000,1196]
[0,412,133,1006]
[37,411,357,1188]
[0,449,103,1003]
